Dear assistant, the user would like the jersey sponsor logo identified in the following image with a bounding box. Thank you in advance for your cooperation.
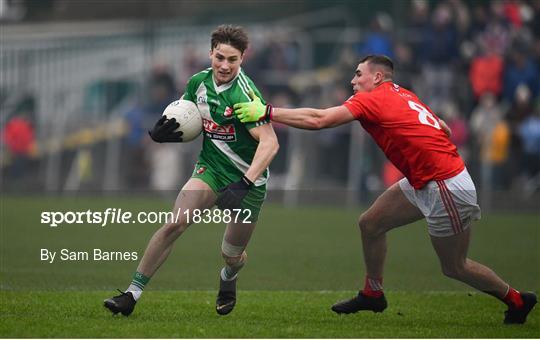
[197,96,208,104]
[399,92,413,99]
[203,118,236,142]
[196,166,207,175]
[393,83,412,98]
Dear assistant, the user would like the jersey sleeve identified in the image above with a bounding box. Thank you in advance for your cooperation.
[235,72,269,130]
[343,92,378,122]
[180,76,197,103]
[181,70,210,103]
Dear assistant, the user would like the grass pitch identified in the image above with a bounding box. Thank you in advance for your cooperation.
[1,195,539,337]
[1,291,539,338]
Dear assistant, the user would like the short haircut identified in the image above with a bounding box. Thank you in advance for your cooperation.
[211,25,249,54]
[359,55,394,79]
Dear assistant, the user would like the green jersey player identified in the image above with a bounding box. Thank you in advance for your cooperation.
[104,25,279,317]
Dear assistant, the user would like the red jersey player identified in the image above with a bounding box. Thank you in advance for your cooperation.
[233,55,536,324]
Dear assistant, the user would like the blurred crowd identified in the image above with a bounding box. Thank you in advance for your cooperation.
[2,0,539,196]
[395,0,540,194]
[241,0,540,194]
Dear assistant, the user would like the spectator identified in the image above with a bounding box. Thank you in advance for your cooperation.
[255,40,299,72]
[408,0,430,41]
[123,103,150,189]
[419,3,460,65]
[393,42,420,90]
[468,5,489,40]
[1,114,35,179]
[470,92,510,190]
[145,68,181,191]
[122,66,180,190]
[518,104,540,179]
[531,0,540,38]
[469,43,504,99]
[356,12,394,59]
[502,49,539,103]
[419,2,460,111]
[448,0,471,37]
[505,84,535,183]
[502,0,523,28]
[507,84,535,125]
[476,1,512,57]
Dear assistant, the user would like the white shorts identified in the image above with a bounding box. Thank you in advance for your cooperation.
[398,168,481,237]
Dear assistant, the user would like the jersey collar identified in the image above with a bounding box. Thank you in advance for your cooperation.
[212,68,242,94]
[374,80,393,91]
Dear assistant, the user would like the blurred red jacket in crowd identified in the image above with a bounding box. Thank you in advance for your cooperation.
[469,54,504,98]
[2,117,35,155]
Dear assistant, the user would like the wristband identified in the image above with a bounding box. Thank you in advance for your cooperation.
[265,104,274,121]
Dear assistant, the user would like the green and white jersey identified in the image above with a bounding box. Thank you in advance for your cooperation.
[182,68,269,186]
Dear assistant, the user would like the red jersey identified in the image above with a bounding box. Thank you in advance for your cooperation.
[343,82,464,189]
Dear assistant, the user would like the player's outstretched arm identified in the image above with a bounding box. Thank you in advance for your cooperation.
[270,106,354,130]
[233,91,355,130]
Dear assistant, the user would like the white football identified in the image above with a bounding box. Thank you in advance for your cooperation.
[162,99,203,142]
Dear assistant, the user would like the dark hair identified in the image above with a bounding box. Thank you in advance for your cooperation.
[211,25,249,54]
[359,55,394,78]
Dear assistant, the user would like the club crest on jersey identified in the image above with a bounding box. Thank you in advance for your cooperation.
[223,106,233,118]
[196,166,207,175]
[203,118,236,142]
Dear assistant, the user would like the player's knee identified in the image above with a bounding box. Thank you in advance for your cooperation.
[441,267,459,279]
[441,263,466,280]
[162,219,190,238]
[358,213,380,238]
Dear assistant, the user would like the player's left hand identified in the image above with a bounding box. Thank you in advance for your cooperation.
[233,91,270,123]
[215,176,254,210]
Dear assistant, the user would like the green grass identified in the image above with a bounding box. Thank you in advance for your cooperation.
[1,195,539,337]
[1,291,539,338]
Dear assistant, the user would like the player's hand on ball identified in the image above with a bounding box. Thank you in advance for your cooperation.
[233,90,271,123]
[148,116,183,143]
[216,176,253,210]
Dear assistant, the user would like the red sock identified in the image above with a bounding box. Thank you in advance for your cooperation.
[363,276,383,298]
[503,287,523,309]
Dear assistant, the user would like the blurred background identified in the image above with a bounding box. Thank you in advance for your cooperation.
[1,0,540,212]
